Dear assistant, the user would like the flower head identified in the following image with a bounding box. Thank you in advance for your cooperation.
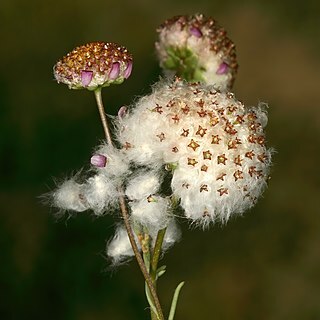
[54,42,133,90]
[117,78,271,227]
[156,14,238,90]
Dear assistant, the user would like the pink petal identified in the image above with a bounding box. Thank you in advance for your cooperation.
[90,154,107,167]
[189,27,202,38]
[123,61,132,79]
[118,106,127,119]
[109,62,120,80]
[216,62,229,75]
[81,70,93,87]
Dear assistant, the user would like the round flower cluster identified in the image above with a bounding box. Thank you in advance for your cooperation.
[54,42,133,90]
[156,14,238,90]
[117,78,271,226]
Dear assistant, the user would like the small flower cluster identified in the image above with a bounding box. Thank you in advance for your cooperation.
[156,14,238,89]
[50,14,272,264]
[54,42,132,90]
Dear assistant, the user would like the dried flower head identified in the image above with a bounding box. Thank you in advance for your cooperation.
[156,14,238,90]
[54,42,133,90]
[117,78,271,227]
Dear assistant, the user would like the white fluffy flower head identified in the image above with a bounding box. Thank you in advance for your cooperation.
[117,78,271,227]
[156,14,238,90]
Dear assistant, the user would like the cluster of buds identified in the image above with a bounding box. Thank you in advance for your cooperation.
[156,14,238,90]
[54,42,132,90]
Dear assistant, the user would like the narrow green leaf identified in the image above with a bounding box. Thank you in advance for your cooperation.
[168,281,185,320]
[156,265,167,279]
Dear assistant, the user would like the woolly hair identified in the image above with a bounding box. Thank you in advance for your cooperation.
[106,226,135,264]
[83,174,119,215]
[125,169,163,201]
[52,173,120,215]
[93,144,131,178]
[52,178,88,212]
[116,78,271,227]
[107,220,181,265]
[129,195,171,230]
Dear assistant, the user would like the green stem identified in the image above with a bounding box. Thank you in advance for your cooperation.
[93,88,164,320]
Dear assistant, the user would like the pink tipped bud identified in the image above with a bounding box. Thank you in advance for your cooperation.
[81,70,93,87]
[189,26,202,38]
[91,154,107,167]
[118,106,128,119]
[53,42,133,90]
[109,62,120,80]
[124,61,133,79]
[216,62,229,75]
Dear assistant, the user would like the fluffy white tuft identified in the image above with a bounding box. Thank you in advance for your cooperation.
[125,170,162,200]
[83,174,119,215]
[52,179,88,212]
[130,195,170,230]
[93,144,131,178]
[106,226,135,264]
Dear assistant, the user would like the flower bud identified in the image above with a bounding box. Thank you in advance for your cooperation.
[54,42,133,90]
[156,14,238,89]
[117,106,128,119]
[90,154,107,167]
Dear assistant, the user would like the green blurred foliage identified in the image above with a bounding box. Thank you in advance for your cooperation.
[1,0,320,319]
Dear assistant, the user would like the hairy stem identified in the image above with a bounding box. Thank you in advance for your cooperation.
[93,88,164,320]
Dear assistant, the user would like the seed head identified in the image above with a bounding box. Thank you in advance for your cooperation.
[54,42,133,90]
[156,14,238,89]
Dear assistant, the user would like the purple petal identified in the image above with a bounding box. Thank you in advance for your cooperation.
[189,27,202,38]
[90,154,107,167]
[118,106,127,119]
[216,62,229,75]
[109,62,120,80]
[81,70,93,87]
[123,61,132,79]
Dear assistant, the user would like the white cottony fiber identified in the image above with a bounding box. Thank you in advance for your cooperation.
[52,179,88,212]
[84,174,119,215]
[125,170,162,200]
[106,226,135,264]
[93,144,131,178]
[130,195,170,230]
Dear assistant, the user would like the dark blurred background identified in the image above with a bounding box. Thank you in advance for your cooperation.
[1,0,319,319]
